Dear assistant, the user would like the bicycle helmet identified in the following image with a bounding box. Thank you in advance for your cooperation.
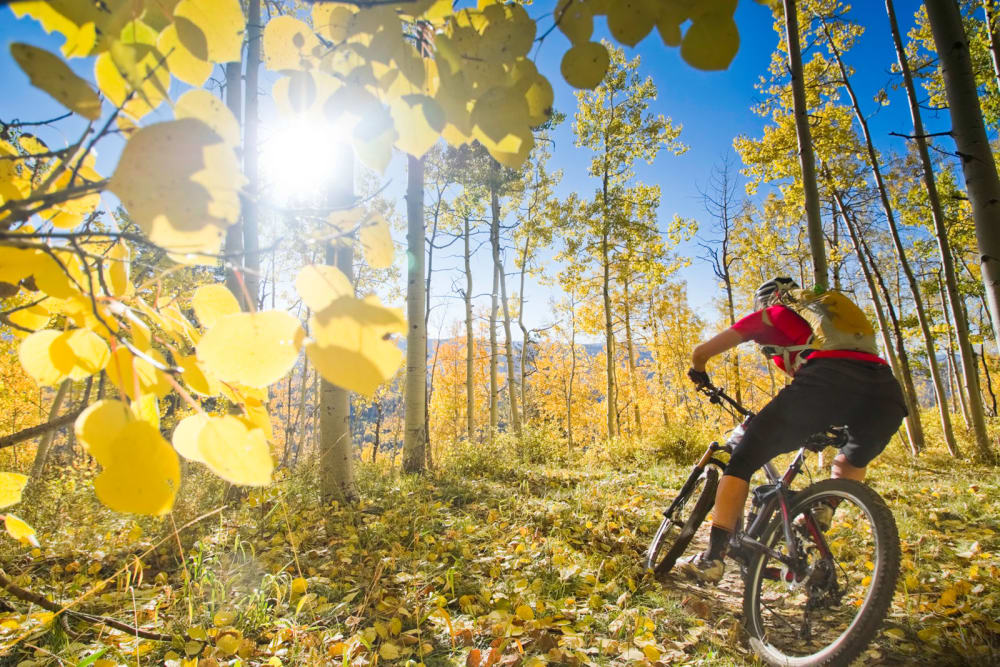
[753,277,798,311]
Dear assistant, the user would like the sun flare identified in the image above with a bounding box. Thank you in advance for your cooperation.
[260,118,354,205]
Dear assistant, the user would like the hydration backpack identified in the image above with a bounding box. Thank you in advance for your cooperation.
[763,288,878,373]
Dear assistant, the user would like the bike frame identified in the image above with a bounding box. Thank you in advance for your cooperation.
[688,384,842,576]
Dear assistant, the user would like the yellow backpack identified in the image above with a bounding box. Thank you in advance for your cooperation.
[766,288,878,372]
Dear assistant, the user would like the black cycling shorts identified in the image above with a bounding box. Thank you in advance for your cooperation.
[725,358,907,482]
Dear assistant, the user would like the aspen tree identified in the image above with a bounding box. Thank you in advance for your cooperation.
[887,0,992,459]
[925,0,1000,389]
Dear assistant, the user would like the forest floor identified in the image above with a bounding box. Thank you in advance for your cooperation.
[0,442,998,666]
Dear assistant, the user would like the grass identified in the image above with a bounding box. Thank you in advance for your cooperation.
[0,433,998,666]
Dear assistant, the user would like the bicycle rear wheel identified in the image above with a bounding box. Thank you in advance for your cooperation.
[646,466,718,575]
[742,478,900,667]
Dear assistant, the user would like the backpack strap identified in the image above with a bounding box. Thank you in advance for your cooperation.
[760,343,814,375]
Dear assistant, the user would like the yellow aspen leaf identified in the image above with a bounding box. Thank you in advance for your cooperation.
[161,302,202,344]
[359,214,394,269]
[216,634,240,656]
[157,23,211,87]
[107,240,131,297]
[75,399,133,465]
[680,12,739,71]
[0,473,28,510]
[174,89,241,147]
[379,643,400,660]
[291,577,308,595]
[197,311,304,388]
[109,119,244,261]
[243,400,273,440]
[174,0,245,63]
[658,12,683,47]
[106,347,172,400]
[328,206,363,232]
[560,41,610,90]
[917,627,941,643]
[197,415,273,486]
[515,604,534,621]
[213,610,236,626]
[4,514,39,547]
[19,329,72,386]
[8,2,102,58]
[313,3,357,43]
[487,128,534,169]
[172,413,209,463]
[58,328,110,380]
[606,0,657,47]
[294,264,353,312]
[352,105,397,173]
[641,645,660,661]
[262,15,319,71]
[555,0,594,44]
[93,421,180,516]
[522,74,554,127]
[0,246,46,285]
[178,354,221,396]
[131,393,159,429]
[472,86,529,151]
[306,295,405,396]
[10,43,101,120]
[96,37,172,119]
[191,284,241,329]
[389,94,445,158]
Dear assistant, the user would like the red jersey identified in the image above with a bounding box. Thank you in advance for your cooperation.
[731,305,887,375]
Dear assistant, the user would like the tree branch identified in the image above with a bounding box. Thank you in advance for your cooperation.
[0,569,172,642]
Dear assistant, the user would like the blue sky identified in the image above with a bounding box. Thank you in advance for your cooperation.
[0,1,933,338]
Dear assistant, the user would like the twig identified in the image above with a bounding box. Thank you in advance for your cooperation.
[0,569,171,642]
[889,130,953,140]
[2,506,226,652]
[0,409,84,451]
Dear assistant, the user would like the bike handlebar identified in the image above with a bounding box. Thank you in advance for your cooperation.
[697,382,753,417]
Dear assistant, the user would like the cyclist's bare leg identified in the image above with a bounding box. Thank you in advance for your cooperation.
[831,453,865,482]
[711,474,749,531]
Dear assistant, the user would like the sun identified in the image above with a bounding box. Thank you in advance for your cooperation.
[260,117,355,205]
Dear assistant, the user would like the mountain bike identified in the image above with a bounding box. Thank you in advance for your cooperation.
[646,383,901,667]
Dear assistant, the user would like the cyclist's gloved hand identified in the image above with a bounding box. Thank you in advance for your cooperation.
[687,368,711,389]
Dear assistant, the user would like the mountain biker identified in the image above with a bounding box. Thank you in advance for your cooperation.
[678,277,906,584]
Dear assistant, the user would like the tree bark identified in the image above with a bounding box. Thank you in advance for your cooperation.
[623,276,642,436]
[938,271,971,426]
[824,16,959,457]
[518,235,531,423]
[423,195,440,467]
[567,287,577,449]
[983,0,1000,91]
[319,144,356,501]
[488,207,500,443]
[29,380,71,480]
[242,0,261,309]
[783,0,829,289]
[601,228,617,439]
[403,155,427,473]
[223,61,244,304]
[837,191,923,455]
[888,0,991,459]
[463,213,475,440]
[320,245,356,502]
[925,0,1000,369]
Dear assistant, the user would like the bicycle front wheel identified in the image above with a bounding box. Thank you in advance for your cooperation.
[646,466,718,575]
[742,478,900,667]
